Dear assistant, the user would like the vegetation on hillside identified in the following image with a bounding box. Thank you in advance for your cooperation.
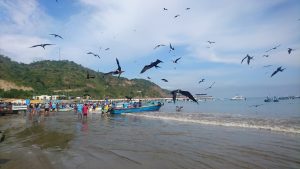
[0,55,169,99]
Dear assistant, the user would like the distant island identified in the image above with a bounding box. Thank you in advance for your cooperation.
[0,55,169,99]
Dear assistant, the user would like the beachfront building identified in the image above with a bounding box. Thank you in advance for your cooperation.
[33,95,51,101]
[33,95,63,101]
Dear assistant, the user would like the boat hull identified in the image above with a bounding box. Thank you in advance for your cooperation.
[111,104,161,114]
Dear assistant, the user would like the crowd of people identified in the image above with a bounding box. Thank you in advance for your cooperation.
[24,101,113,120]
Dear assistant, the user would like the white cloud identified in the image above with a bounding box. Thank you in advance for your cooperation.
[0,0,299,95]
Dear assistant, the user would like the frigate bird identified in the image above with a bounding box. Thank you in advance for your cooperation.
[49,33,63,39]
[30,44,54,49]
[169,43,175,52]
[104,58,124,78]
[125,96,133,100]
[265,44,281,52]
[207,41,215,44]
[205,82,215,90]
[241,54,254,65]
[161,79,168,82]
[173,57,181,63]
[271,66,285,77]
[263,65,273,68]
[176,106,183,112]
[140,59,163,74]
[171,89,198,104]
[87,52,100,58]
[154,44,166,50]
[198,79,205,84]
[249,104,263,108]
[288,48,294,54]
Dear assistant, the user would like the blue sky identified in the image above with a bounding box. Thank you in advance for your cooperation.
[0,0,300,98]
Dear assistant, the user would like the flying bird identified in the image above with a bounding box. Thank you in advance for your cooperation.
[174,15,180,18]
[205,82,215,90]
[169,43,175,52]
[154,44,166,50]
[105,48,110,51]
[198,79,205,84]
[262,54,269,57]
[241,54,254,65]
[104,58,124,78]
[147,76,151,79]
[125,96,133,100]
[173,57,181,63]
[249,104,263,108]
[207,41,215,44]
[271,66,285,77]
[87,52,100,58]
[30,44,54,49]
[288,48,294,54]
[265,44,281,52]
[186,8,190,10]
[263,65,273,68]
[176,106,183,112]
[161,79,168,82]
[163,8,168,10]
[49,33,63,39]
[140,59,163,74]
[171,89,198,104]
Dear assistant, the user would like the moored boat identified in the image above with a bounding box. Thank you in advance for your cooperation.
[111,101,162,114]
[230,95,246,101]
[264,97,272,102]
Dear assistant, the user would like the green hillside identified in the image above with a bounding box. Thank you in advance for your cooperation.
[0,55,169,99]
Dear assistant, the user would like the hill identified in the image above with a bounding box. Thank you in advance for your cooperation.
[0,55,169,99]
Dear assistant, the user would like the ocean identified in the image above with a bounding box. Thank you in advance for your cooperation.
[1,97,300,169]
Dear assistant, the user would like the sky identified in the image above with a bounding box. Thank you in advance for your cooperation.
[0,0,300,98]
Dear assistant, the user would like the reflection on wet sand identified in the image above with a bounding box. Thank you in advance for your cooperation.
[0,111,74,169]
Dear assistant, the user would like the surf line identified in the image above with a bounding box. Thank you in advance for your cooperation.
[126,114,300,134]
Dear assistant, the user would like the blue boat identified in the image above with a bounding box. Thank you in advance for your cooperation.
[110,101,162,114]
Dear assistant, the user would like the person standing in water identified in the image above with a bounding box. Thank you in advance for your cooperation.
[82,103,89,121]
[77,103,83,120]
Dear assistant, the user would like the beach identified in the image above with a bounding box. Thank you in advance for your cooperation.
[0,98,300,169]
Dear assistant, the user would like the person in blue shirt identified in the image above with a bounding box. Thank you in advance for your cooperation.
[77,103,83,119]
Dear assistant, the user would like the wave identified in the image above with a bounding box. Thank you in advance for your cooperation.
[125,113,300,134]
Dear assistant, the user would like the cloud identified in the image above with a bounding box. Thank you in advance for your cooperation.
[0,0,299,97]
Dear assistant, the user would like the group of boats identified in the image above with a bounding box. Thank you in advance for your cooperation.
[264,96,279,102]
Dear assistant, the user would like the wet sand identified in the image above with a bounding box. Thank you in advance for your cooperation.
[0,114,71,169]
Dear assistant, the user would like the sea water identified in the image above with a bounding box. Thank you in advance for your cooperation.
[1,98,300,169]
[53,97,300,169]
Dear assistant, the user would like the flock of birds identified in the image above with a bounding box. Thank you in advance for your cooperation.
[241,44,295,77]
[28,1,297,106]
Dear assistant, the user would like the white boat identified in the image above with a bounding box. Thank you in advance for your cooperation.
[230,95,246,101]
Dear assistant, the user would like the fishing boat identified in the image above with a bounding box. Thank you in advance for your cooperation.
[230,95,246,101]
[264,96,272,102]
[110,101,162,114]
